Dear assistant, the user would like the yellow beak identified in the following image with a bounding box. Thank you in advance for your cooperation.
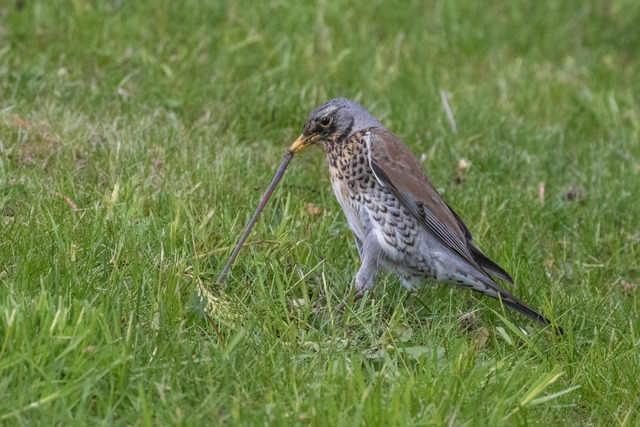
[289,134,313,153]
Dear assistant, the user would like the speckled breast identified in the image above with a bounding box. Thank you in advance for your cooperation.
[324,132,433,279]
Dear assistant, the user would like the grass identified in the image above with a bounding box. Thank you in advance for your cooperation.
[1,0,639,424]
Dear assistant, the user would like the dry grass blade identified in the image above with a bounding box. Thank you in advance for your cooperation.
[216,150,294,284]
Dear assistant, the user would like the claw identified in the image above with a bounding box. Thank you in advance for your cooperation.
[335,289,365,312]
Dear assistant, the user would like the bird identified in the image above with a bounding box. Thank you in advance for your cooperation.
[289,97,561,332]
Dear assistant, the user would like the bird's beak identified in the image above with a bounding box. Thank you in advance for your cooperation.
[289,134,313,153]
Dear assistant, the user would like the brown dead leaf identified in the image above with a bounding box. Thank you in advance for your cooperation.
[564,186,586,205]
[454,158,470,185]
[475,327,489,349]
[50,191,78,211]
[458,309,480,332]
[622,280,637,296]
[304,203,323,218]
[11,115,31,127]
[457,158,471,172]
[538,182,545,204]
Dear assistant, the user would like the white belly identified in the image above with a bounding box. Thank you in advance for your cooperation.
[331,179,404,260]
[331,180,367,243]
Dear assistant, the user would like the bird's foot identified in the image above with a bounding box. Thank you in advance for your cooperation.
[335,289,365,312]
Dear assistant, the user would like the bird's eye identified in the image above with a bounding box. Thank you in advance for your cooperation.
[319,116,332,127]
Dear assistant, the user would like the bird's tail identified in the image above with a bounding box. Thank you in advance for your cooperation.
[478,277,563,334]
[501,293,563,334]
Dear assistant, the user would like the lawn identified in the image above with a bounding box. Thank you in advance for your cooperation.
[1,0,639,425]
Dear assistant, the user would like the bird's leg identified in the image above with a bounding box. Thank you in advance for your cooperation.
[353,235,363,258]
[342,233,382,307]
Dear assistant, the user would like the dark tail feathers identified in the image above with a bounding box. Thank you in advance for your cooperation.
[497,291,563,335]
[470,244,514,286]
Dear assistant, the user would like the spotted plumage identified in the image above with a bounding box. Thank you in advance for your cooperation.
[290,98,561,332]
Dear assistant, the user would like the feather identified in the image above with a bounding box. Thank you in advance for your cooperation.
[366,129,479,268]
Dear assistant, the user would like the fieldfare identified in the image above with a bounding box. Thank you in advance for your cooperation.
[290,98,560,331]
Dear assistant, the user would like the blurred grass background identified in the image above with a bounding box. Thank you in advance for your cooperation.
[1,0,639,424]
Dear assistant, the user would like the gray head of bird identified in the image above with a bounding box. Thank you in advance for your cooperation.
[290,98,383,153]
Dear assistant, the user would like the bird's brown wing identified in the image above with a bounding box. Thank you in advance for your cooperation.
[366,128,479,268]
[446,201,514,285]
[366,129,559,331]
